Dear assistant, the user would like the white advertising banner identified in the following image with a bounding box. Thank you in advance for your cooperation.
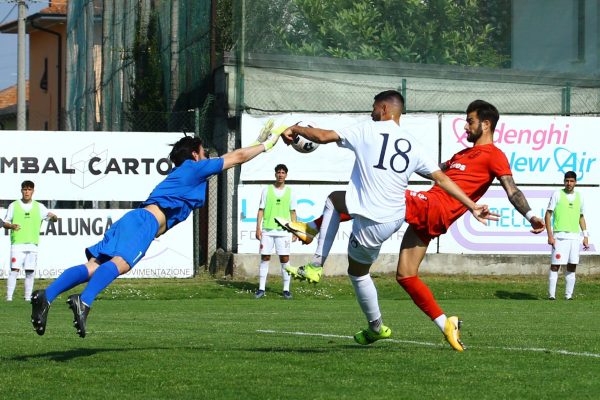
[0,131,182,201]
[439,187,598,255]
[0,209,193,279]
[441,115,599,185]
[241,113,440,182]
[243,113,600,255]
[236,183,438,255]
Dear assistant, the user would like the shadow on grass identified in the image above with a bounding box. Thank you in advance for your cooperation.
[217,280,257,291]
[12,348,112,362]
[494,290,539,300]
[216,280,290,299]
[248,347,332,354]
[12,345,212,362]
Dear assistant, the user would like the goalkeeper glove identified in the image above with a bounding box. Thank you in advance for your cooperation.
[250,118,275,146]
[262,125,287,152]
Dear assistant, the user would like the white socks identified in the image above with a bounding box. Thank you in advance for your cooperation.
[548,269,576,299]
[258,260,292,292]
[565,271,576,299]
[6,270,18,301]
[349,274,381,327]
[258,261,269,291]
[281,262,291,292]
[314,197,341,266]
[6,270,35,301]
[548,270,558,299]
[433,314,447,332]
[24,270,35,300]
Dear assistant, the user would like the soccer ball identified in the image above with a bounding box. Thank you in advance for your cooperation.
[291,136,319,153]
[291,121,320,153]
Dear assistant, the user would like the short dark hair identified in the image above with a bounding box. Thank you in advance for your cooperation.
[21,180,34,189]
[374,90,405,110]
[466,100,500,132]
[274,164,288,173]
[564,171,577,180]
[169,136,203,167]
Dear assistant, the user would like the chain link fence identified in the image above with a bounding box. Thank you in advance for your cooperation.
[231,59,600,117]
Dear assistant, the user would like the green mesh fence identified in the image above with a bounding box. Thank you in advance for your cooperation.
[64,0,215,269]
[232,0,600,116]
[65,0,212,136]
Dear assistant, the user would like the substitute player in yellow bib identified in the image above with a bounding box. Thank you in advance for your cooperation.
[255,164,297,299]
[4,181,58,302]
[545,171,589,300]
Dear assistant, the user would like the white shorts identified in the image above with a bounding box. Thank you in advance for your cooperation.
[10,249,38,271]
[551,237,580,265]
[347,214,404,264]
[259,234,291,256]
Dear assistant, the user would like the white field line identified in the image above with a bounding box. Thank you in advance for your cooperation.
[257,329,600,358]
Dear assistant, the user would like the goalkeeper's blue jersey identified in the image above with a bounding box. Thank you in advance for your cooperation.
[141,157,224,230]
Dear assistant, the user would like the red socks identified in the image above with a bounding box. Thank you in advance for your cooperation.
[397,276,444,320]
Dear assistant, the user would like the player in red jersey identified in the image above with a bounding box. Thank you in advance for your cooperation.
[279,100,545,351]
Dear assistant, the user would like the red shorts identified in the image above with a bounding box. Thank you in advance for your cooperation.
[404,190,450,245]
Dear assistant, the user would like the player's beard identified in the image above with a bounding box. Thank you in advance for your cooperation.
[466,122,483,143]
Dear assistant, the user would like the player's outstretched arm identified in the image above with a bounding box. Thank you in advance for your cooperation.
[221,144,266,170]
[498,175,545,234]
[431,170,499,224]
[417,162,448,181]
[221,130,282,170]
[282,125,339,145]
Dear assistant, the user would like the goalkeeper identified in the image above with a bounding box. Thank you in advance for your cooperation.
[31,126,282,338]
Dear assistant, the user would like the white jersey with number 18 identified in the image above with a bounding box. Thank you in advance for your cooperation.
[336,119,439,223]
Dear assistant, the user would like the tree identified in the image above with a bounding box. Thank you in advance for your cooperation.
[238,0,512,68]
[127,9,168,132]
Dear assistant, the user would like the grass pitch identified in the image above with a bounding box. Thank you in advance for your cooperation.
[1,274,599,399]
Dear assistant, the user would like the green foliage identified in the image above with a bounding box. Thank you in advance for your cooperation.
[264,0,511,67]
[216,0,234,56]
[126,10,168,131]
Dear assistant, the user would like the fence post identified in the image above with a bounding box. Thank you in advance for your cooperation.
[193,108,202,275]
[400,78,407,113]
[561,83,571,116]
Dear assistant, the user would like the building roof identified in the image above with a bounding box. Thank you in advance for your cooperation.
[39,2,68,15]
[0,82,29,116]
[0,1,68,34]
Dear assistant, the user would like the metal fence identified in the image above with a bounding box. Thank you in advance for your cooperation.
[65,0,212,131]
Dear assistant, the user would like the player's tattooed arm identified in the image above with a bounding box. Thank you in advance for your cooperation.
[498,175,531,216]
[499,175,545,234]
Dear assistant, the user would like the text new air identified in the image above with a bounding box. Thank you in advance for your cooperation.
[492,123,596,179]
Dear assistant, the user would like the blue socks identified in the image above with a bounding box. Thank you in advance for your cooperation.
[81,261,120,307]
[44,262,121,306]
[46,264,89,303]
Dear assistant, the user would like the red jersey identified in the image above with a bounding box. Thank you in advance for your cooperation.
[405,143,512,243]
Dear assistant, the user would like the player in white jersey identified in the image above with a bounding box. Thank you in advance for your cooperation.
[281,90,497,345]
